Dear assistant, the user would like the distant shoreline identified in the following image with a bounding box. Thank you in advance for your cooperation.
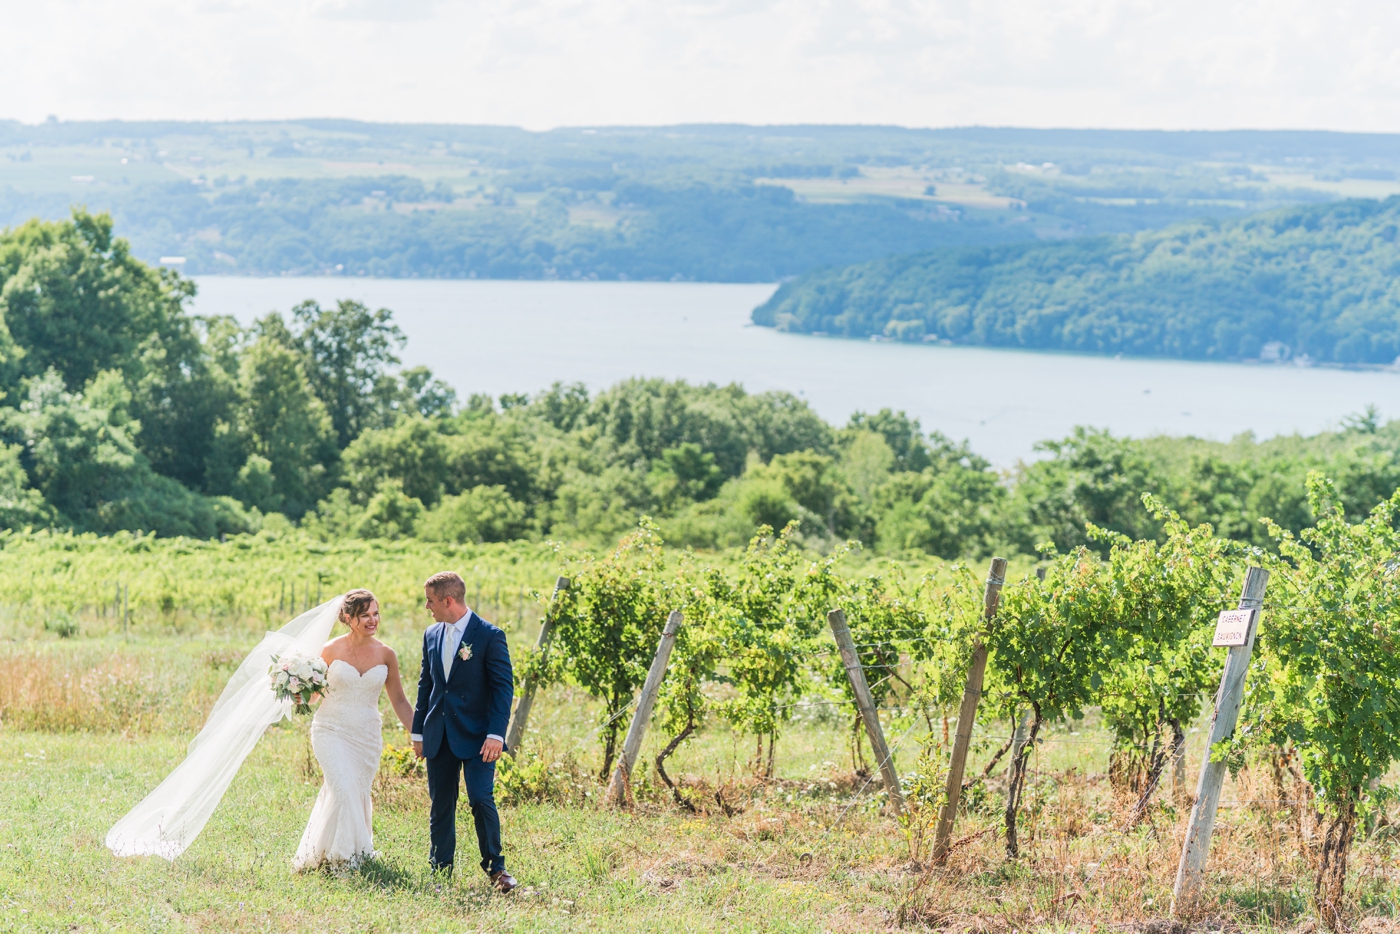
[754,325,1400,374]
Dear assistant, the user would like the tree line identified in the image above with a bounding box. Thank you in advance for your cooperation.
[2,210,1399,555]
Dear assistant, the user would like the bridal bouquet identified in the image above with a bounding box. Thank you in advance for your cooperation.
[269,653,329,715]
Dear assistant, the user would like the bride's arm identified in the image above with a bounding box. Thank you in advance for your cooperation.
[383,649,416,733]
[312,641,339,703]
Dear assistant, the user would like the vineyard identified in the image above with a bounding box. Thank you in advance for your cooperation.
[5,472,1400,931]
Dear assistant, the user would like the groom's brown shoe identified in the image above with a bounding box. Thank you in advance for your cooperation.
[490,870,517,893]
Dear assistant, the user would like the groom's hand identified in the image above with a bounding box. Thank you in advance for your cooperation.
[480,737,503,763]
[412,740,424,758]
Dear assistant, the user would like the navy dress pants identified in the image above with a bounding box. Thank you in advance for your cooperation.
[426,747,503,874]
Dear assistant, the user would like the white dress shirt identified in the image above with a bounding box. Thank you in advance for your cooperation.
[441,611,470,680]
[411,609,503,745]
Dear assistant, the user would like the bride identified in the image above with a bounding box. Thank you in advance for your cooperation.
[295,588,414,869]
[106,589,414,869]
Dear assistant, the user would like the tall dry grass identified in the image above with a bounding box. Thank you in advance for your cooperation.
[893,756,1400,931]
[0,648,220,734]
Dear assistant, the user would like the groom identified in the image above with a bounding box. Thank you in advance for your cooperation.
[411,571,517,891]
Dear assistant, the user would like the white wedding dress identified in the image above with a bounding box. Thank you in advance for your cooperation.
[105,597,391,868]
[293,660,386,870]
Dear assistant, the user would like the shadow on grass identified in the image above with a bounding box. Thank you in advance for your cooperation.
[348,854,419,891]
[330,854,501,911]
[1213,884,1309,927]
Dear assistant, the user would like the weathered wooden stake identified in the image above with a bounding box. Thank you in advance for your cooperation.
[122,584,130,637]
[828,608,906,816]
[606,609,683,807]
[1172,566,1269,915]
[505,576,570,755]
[931,556,1008,864]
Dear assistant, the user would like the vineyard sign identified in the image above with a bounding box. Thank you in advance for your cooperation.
[1211,608,1256,647]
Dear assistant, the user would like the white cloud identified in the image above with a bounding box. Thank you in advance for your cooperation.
[1,0,1398,131]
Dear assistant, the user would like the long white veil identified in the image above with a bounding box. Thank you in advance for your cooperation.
[106,596,345,860]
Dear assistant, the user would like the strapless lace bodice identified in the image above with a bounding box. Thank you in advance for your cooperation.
[316,660,386,722]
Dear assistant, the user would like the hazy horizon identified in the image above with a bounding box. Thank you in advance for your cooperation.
[7,1,1400,133]
[8,117,1400,136]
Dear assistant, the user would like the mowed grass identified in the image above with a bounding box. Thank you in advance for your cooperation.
[1,714,914,933]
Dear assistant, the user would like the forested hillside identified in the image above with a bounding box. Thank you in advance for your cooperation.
[754,196,1400,365]
[1,178,1023,282]
[7,121,1399,280]
[3,210,1399,556]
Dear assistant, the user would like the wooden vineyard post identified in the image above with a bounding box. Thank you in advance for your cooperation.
[828,608,906,816]
[931,556,1008,865]
[1171,566,1269,916]
[504,576,570,755]
[606,609,683,807]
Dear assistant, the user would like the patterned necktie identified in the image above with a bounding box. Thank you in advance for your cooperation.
[442,622,460,679]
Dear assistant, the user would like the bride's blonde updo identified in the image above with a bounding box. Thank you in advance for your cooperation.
[340,589,377,625]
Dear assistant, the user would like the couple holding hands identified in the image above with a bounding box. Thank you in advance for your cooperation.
[107,571,520,892]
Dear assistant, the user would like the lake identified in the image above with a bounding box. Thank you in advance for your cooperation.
[190,277,1398,466]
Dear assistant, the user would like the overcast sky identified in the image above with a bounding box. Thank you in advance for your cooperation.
[4,0,1399,132]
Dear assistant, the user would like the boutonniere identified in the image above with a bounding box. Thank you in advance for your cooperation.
[458,644,473,662]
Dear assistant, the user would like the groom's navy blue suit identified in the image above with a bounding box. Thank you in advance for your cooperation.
[412,611,513,874]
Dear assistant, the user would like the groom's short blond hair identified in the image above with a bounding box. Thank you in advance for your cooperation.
[424,571,467,603]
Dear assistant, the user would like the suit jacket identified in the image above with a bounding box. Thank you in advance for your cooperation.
[412,612,514,760]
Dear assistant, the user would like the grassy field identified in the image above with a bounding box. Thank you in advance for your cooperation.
[4,535,1399,932]
[8,694,1383,934]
